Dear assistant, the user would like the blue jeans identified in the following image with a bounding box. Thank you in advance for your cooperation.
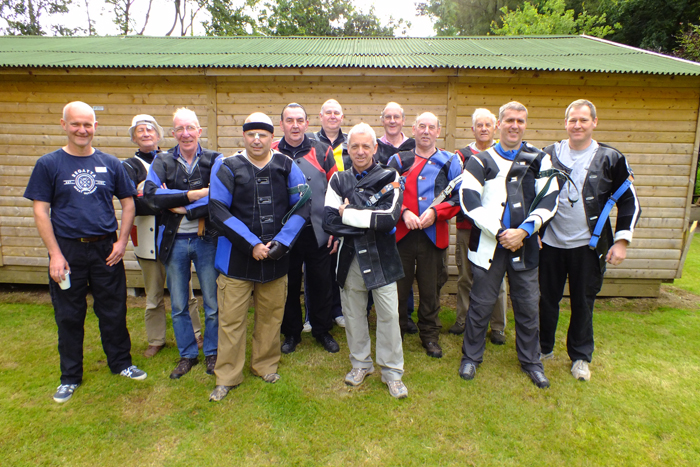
[164,236,219,358]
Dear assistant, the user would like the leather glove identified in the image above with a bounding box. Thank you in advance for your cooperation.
[266,240,289,261]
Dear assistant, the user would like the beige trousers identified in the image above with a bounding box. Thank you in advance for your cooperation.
[214,274,288,386]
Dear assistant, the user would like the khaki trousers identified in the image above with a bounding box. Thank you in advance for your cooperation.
[215,275,288,386]
[454,229,507,332]
[137,257,201,346]
[341,258,404,381]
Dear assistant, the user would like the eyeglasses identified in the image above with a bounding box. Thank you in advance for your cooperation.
[173,125,199,135]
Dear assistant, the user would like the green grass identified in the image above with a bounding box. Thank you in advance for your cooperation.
[2,285,700,467]
[675,233,700,295]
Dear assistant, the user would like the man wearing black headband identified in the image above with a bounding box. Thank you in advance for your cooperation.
[209,113,310,401]
[273,103,341,355]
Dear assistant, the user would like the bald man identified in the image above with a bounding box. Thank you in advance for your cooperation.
[25,101,146,403]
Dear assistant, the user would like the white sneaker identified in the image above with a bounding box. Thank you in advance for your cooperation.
[302,321,312,333]
[381,376,408,399]
[571,360,591,381]
[345,367,374,386]
[335,316,346,328]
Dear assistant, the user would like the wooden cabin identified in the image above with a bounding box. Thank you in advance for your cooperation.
[1,35,699,297]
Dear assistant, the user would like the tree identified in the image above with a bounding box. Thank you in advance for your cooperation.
[674,21,700,63]
[599,0,700,53]
[259,0,404,37]
[165,0,207,36]
[202,0,259,36]
[105,0,155,35]
[490,0,616,37]
[0,0,76,35]
[416,0,520,36]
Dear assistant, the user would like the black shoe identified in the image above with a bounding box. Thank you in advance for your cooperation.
[169,357,199,379]
[205,354,217,375]
[459,362,477,380]
[316,332,340,353]
[424,341,443,358]
[523,369,550,389]
[281,335,301,354]
[490,330,506,345]
[448,321,465,335]
[406,317,418,334]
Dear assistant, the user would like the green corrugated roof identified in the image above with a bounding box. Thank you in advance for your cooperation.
[1,35,699,75]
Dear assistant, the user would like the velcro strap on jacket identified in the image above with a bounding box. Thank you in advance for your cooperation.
[588,178,632,249]
[365,181,402,207]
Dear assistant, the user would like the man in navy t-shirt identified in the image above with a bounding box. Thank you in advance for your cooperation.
[24,101,147,404]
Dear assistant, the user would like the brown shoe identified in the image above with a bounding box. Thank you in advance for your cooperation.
[196,334,204,350]
[205,354,217,375]
[169,357,199,379]
[143,344,165,358]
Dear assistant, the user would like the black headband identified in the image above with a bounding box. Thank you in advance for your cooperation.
[243,122,274,134]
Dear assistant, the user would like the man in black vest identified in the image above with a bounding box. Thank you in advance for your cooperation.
[143,108,222,380]
[122,114,202,358]
[208,112,310,401]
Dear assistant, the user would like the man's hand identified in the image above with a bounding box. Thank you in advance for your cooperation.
[169,206,187,214]
[402,210,422,230]
[606,240,628,266]
[253,243,269,261]
[187,187,209,202]
[498,228,528,252]
[327,235,339,255]
[106,239,127,266]
[49,254,70,284]
[338,198,350,217]
[419,208,436,229]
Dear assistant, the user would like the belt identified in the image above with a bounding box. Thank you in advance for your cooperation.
[76,234,111,243]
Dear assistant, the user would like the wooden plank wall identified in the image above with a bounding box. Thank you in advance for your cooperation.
[1,68,698,297]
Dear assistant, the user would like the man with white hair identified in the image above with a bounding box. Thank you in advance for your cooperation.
[25,101,146,403]
[143,108,222,380]
[450,108,508,344]
[324,123,407,399]
[122,114,203,358]
[314,99,350,171]
[208,112,311,401]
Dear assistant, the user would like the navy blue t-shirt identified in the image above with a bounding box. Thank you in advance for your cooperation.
[24,149,136,238]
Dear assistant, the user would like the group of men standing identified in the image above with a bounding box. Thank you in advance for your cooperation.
[25,95,639,403]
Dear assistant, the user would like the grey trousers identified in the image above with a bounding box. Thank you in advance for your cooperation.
[455,228,507,331]
[137,257,201,347]
[340,257,404,381]
[461,248,544,372]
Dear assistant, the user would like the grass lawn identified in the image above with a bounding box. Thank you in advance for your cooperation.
[2,256,700,466]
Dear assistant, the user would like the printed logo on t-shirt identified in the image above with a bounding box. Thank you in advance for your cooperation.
[63,169,106,195]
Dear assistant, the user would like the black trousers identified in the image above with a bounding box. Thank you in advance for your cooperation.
[282,226,333,339]
[49,235,132,385]
[461,247,543,372]
[396,230,447,344]
[539,244,603,362]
